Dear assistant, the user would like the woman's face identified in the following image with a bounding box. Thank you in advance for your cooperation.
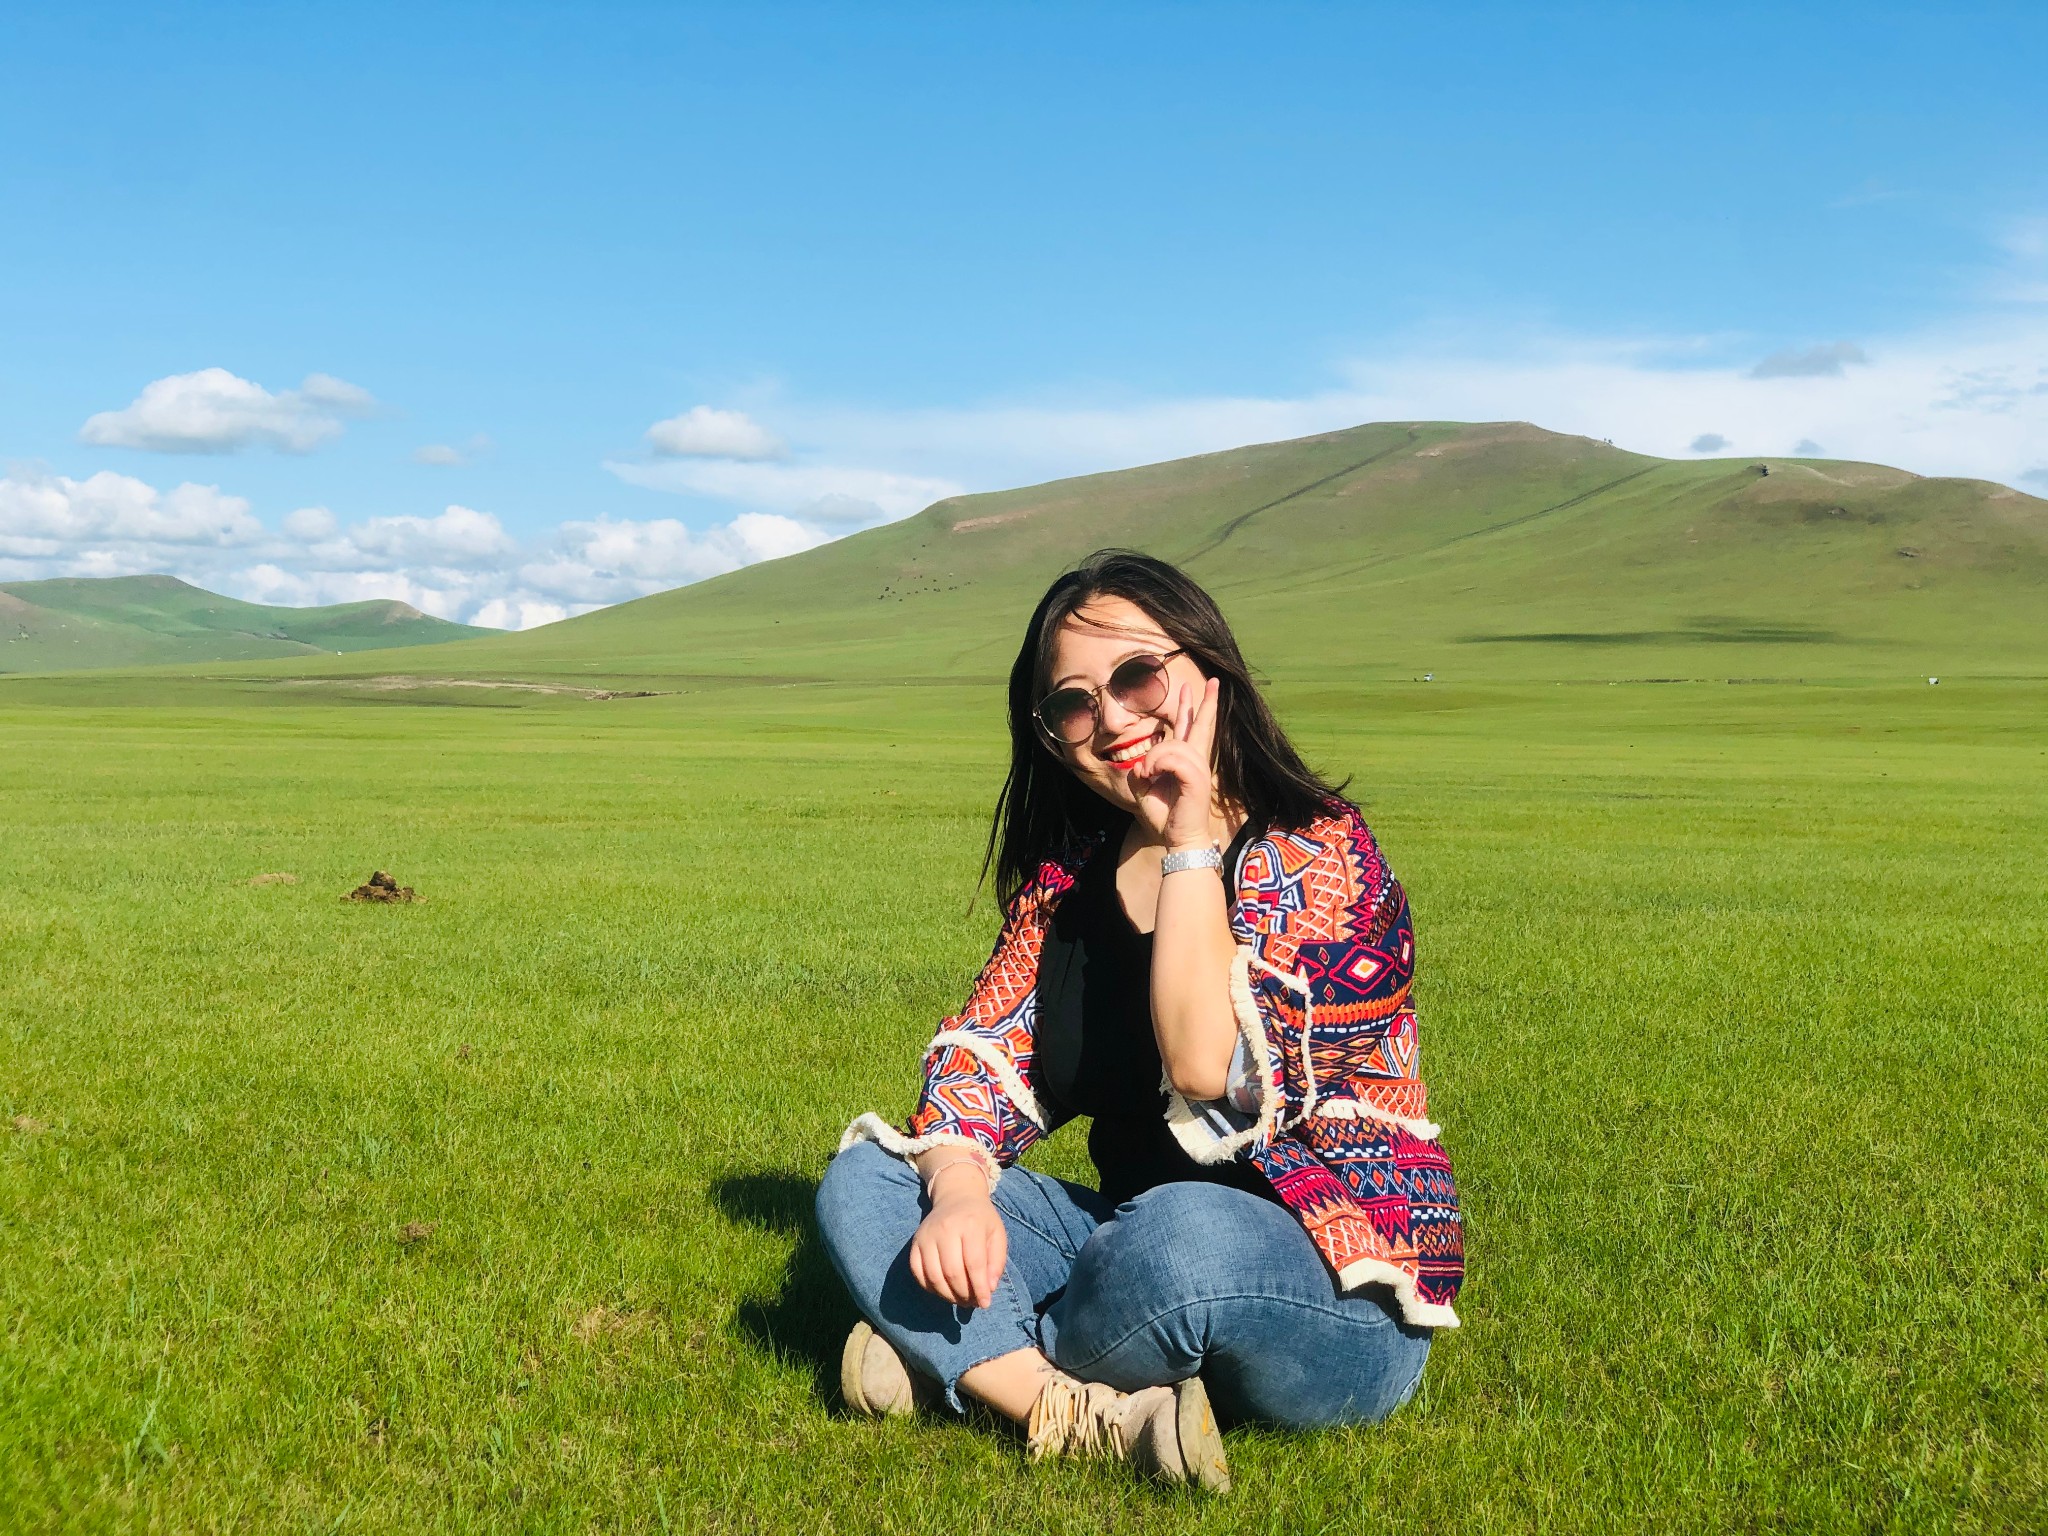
[1042,595,1212,815]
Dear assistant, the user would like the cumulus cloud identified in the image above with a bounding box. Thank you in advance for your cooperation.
[1794,438,1824,455]
[515,512,832,607]
[471,597,571,630]
[321,505,516,568]
[1749,341,1869,379]
[0,453,847,630]
[226,504,837,627]
[79,368,378,454]
[646,405,786,461]
[1688,433,1730,453]
[0,469,260,557]
[282,506,336,540]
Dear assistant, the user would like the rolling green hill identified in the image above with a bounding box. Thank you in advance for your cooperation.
[38,421,2046,686]
[0,574,484,672]
[300,420,2045,687]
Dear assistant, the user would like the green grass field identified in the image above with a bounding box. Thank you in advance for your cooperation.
[4,669,2043,1533]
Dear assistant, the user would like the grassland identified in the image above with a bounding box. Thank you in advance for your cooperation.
[3,668,2043,1534]
[0,575,481,673]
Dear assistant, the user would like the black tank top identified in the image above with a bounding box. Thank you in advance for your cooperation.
[1033,820,1277,1208]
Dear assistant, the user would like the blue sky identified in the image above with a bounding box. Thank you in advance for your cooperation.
[4,2,2044,626]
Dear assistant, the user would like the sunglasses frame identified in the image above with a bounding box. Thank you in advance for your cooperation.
[1033,648,1187,746]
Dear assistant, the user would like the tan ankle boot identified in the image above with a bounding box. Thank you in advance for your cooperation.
[839,1320,939,1418]
[1025,1371,1230,1492]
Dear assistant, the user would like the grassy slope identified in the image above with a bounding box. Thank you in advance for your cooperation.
[0,675,2042,1533]
[0,575,483,672]
[278,421,2046,688]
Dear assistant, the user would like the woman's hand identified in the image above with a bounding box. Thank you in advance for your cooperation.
[1129,674,1220,849]
[909,1162,1008,1309]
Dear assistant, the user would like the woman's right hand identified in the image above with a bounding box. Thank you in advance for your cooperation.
[909,1163,1008,1309]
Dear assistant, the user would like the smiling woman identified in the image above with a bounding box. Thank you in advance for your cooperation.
[821,550,1464,1492]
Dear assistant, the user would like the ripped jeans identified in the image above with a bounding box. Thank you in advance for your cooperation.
[814,1139,1431,1426]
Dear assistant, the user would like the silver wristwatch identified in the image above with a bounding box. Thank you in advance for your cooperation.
[1161,844,1224,876]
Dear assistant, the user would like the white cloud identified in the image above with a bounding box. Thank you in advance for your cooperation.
[471,597,570,630]
[79,368,378,454]
[646,405,785,461]
[0,469,260,556]
[162,502,833,631]
[513,512,833,608]
[324,504,515,568]
[282,505,336,540]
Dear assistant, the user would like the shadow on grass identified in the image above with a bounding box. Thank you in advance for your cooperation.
[1460,618,1844,646]
[709,1169,856,1406]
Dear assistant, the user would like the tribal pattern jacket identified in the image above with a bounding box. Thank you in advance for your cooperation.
[840,804,1464,1326]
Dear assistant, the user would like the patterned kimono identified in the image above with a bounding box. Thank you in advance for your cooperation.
[841,804,1464,1327]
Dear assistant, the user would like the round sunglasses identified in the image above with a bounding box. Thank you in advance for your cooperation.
[1033,649,1186,745]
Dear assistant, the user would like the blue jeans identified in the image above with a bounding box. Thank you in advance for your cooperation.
[814,1139,1431,1427]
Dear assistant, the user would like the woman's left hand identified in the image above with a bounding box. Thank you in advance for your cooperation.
[1130,674,1220,849]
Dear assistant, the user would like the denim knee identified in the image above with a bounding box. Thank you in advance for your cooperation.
[815,1139,915,1249]
[1050,1183,1275,1375]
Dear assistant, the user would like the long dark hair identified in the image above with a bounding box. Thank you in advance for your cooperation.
[981,550,1350,905]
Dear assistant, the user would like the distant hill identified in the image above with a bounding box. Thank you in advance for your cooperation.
[0,574,484,672]
[308,421,2045,686]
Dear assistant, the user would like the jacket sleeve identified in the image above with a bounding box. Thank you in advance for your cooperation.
[837,866,1071,1188]
[1238,812,1437,1135]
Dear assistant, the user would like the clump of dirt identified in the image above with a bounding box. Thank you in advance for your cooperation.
[397,1220,438,1245]
[11,1115,47,1135]
[346,871,420,903]
[249,872,298,887]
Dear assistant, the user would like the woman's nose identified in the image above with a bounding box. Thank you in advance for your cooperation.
[1094,689,1145,738]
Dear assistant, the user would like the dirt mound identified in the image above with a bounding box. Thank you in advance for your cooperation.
[345,871,420,903]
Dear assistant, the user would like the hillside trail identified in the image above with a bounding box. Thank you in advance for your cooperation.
[1182,428,1422,561]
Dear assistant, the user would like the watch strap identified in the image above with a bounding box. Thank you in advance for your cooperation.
[1161,844,1224,876]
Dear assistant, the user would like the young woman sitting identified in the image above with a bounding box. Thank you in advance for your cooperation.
[817,550,1464,1491]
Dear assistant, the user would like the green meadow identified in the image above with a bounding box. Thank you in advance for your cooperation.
[4,424,2045,1531]
[3,671,2043,1534]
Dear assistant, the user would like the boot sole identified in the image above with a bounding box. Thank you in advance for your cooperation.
[1174,1377,1231,1493]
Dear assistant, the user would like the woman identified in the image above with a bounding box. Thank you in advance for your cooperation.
[817,551,1463,1491]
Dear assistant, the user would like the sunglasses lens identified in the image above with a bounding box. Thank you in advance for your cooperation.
[1037,690,1095,742]
[1107,654,1169,713]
